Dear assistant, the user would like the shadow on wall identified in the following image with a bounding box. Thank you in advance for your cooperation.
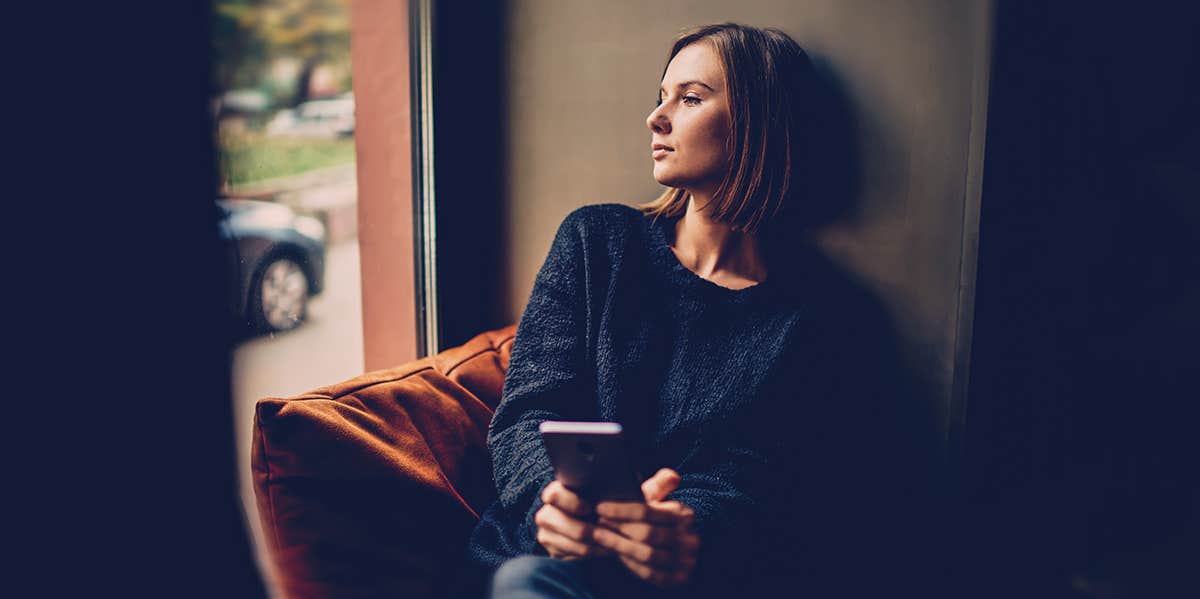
[768,46,946,486]
[796,54,863,230]
[754,50,953,596]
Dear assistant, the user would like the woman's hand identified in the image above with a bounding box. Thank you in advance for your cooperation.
[592,468,701,588]
[534,479,614,560]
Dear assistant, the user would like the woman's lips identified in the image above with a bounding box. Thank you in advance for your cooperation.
[652,148,672,159]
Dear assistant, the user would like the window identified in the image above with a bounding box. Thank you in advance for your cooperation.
[212,1,378,594]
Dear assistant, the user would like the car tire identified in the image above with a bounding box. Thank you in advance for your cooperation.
[249,255,310,333]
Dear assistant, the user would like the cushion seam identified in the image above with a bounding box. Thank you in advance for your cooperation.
[443,333,516,377]
[437,468,482,521]
[328,366,437,397]
[443,348,496,377]
[301,332,515,398]
[255,406,285,559]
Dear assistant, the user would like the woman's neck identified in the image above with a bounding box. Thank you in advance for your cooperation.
[670,193,768,287]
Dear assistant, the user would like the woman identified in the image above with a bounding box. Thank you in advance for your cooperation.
[465,22,908,598]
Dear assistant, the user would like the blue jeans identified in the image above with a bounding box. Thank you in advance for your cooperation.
[490,555,664,599]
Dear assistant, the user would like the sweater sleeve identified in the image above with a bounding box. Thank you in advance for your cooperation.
[486,209,597,555]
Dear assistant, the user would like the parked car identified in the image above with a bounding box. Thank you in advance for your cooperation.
[217,199,326,335]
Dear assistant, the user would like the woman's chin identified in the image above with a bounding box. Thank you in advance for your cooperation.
[652,169,683,188]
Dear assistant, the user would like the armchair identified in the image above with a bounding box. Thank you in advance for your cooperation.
[251,325,517,597]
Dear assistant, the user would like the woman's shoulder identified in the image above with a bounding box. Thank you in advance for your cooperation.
[555,202,653,246]
[560,202,645,228]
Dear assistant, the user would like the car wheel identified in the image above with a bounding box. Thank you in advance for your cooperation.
[250,256,310,333]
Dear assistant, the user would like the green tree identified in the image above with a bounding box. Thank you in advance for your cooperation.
[212,0,350,107]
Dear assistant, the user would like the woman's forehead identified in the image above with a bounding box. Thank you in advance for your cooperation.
[661,43,723,91]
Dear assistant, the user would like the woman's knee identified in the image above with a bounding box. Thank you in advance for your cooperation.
[492,555,552,589]
[490,555,589,598]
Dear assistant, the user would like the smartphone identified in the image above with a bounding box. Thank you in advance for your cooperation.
[539,421,644,503]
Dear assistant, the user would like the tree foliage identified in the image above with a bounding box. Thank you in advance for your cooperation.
[212,0,351,106]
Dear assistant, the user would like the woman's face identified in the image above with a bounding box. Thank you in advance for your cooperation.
[646,42,732,196]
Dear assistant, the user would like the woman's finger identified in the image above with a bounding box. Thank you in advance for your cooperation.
[616,553,656,581]
[649,500,693,517]
[615,555,686,589]
[598,509,701,553]
[541,480,594,518]
[606,521,678,548]
[592,526,675,567]
[536,527,610,559]
[640,468,681,502]
[675,530,701,555]
[677,550,697,572]
[534,503,594,543]
[596,500,691,525]
[601,521,701,564]
[649,500,695,529]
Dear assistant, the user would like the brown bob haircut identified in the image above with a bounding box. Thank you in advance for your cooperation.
[639,23,814,235]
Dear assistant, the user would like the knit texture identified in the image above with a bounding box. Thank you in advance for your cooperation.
[466,203,933,595]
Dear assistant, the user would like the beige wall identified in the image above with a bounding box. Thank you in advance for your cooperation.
[502,1,993,440]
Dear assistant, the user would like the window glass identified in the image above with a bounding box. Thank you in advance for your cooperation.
[212,1,361,594]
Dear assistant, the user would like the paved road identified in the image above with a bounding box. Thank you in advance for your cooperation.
[231,238,364,596]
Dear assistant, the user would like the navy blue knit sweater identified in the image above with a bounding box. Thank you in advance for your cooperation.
[466,203,927,594]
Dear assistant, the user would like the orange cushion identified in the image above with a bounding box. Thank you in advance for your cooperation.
[252,325,515,598]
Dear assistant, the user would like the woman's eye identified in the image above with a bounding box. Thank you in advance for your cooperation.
[655,95,701,109]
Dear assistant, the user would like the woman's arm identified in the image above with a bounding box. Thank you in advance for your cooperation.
[487,209,598,552]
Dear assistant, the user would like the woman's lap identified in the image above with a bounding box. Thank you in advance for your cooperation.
[490,555,666,599]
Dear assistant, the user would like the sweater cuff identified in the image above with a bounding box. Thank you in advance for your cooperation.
[667,488,759,591]
[665,486,750,535]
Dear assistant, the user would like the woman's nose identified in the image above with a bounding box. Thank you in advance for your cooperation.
[646,105,669,133]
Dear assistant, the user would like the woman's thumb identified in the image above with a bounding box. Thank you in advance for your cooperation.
[641,468,681,502]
